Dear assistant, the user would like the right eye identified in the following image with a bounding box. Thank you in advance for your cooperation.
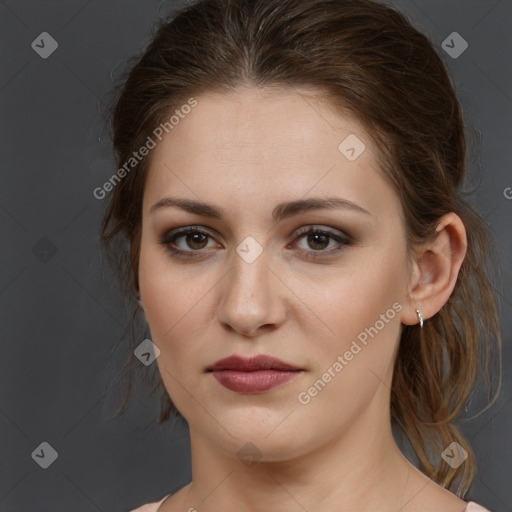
[160,226,219,258]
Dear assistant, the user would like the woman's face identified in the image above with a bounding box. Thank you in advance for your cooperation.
[138,86,411,461]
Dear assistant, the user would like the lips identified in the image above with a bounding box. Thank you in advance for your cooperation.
[207,355,303,393]
[207,354,301,372]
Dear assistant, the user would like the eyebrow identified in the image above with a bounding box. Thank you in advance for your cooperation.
[149,196,372,223]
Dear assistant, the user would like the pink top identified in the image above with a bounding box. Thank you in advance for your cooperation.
[129,494,169,512]
[130,495,491,512]
[466,504,492,512]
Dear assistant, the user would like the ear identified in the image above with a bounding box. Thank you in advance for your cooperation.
[401,212,467,326]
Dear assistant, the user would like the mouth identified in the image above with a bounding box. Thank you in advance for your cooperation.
[207,354,302,372]
[206,354,303,394]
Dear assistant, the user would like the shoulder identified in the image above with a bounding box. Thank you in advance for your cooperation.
[465,502,492,512]
[129,493,171,512]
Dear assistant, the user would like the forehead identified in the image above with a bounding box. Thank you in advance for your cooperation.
[143,86,398,221]
[151,86,368,164]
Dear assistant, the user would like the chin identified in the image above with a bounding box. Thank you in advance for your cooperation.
[210,412,308,461]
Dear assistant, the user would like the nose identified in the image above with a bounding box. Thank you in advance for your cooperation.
[215,244,287,338]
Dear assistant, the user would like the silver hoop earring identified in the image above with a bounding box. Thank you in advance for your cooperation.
[416,308,424,328]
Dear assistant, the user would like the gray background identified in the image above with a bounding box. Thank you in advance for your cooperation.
[1,0,510,511]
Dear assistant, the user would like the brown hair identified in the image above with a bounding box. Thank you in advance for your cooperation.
[99,0,502,497]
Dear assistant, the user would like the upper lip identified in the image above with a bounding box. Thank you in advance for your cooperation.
[207,354,302,372]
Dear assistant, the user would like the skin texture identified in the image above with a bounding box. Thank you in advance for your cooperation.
[137,87,468,512]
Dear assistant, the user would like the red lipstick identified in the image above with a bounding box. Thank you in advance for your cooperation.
[207,355,303,393]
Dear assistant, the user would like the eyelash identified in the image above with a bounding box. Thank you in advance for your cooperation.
[159,225,353,260]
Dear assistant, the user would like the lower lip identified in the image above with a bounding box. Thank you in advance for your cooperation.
[211,370,301,393]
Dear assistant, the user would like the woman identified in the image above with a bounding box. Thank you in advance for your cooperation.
[100,0,502,510]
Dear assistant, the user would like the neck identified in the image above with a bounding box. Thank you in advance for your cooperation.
[182,400,434,511]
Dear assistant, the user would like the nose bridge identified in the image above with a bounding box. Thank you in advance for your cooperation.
[216,235,283,334]
[228,235,272,304]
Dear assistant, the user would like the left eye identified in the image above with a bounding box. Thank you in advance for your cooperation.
[293,228,348,252]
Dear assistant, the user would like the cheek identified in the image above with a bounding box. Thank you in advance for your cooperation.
[139,237,198,330]
[306,249,406,391]
[293,272,404,443]
[316,253,405,335]
[138,240,215,373]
